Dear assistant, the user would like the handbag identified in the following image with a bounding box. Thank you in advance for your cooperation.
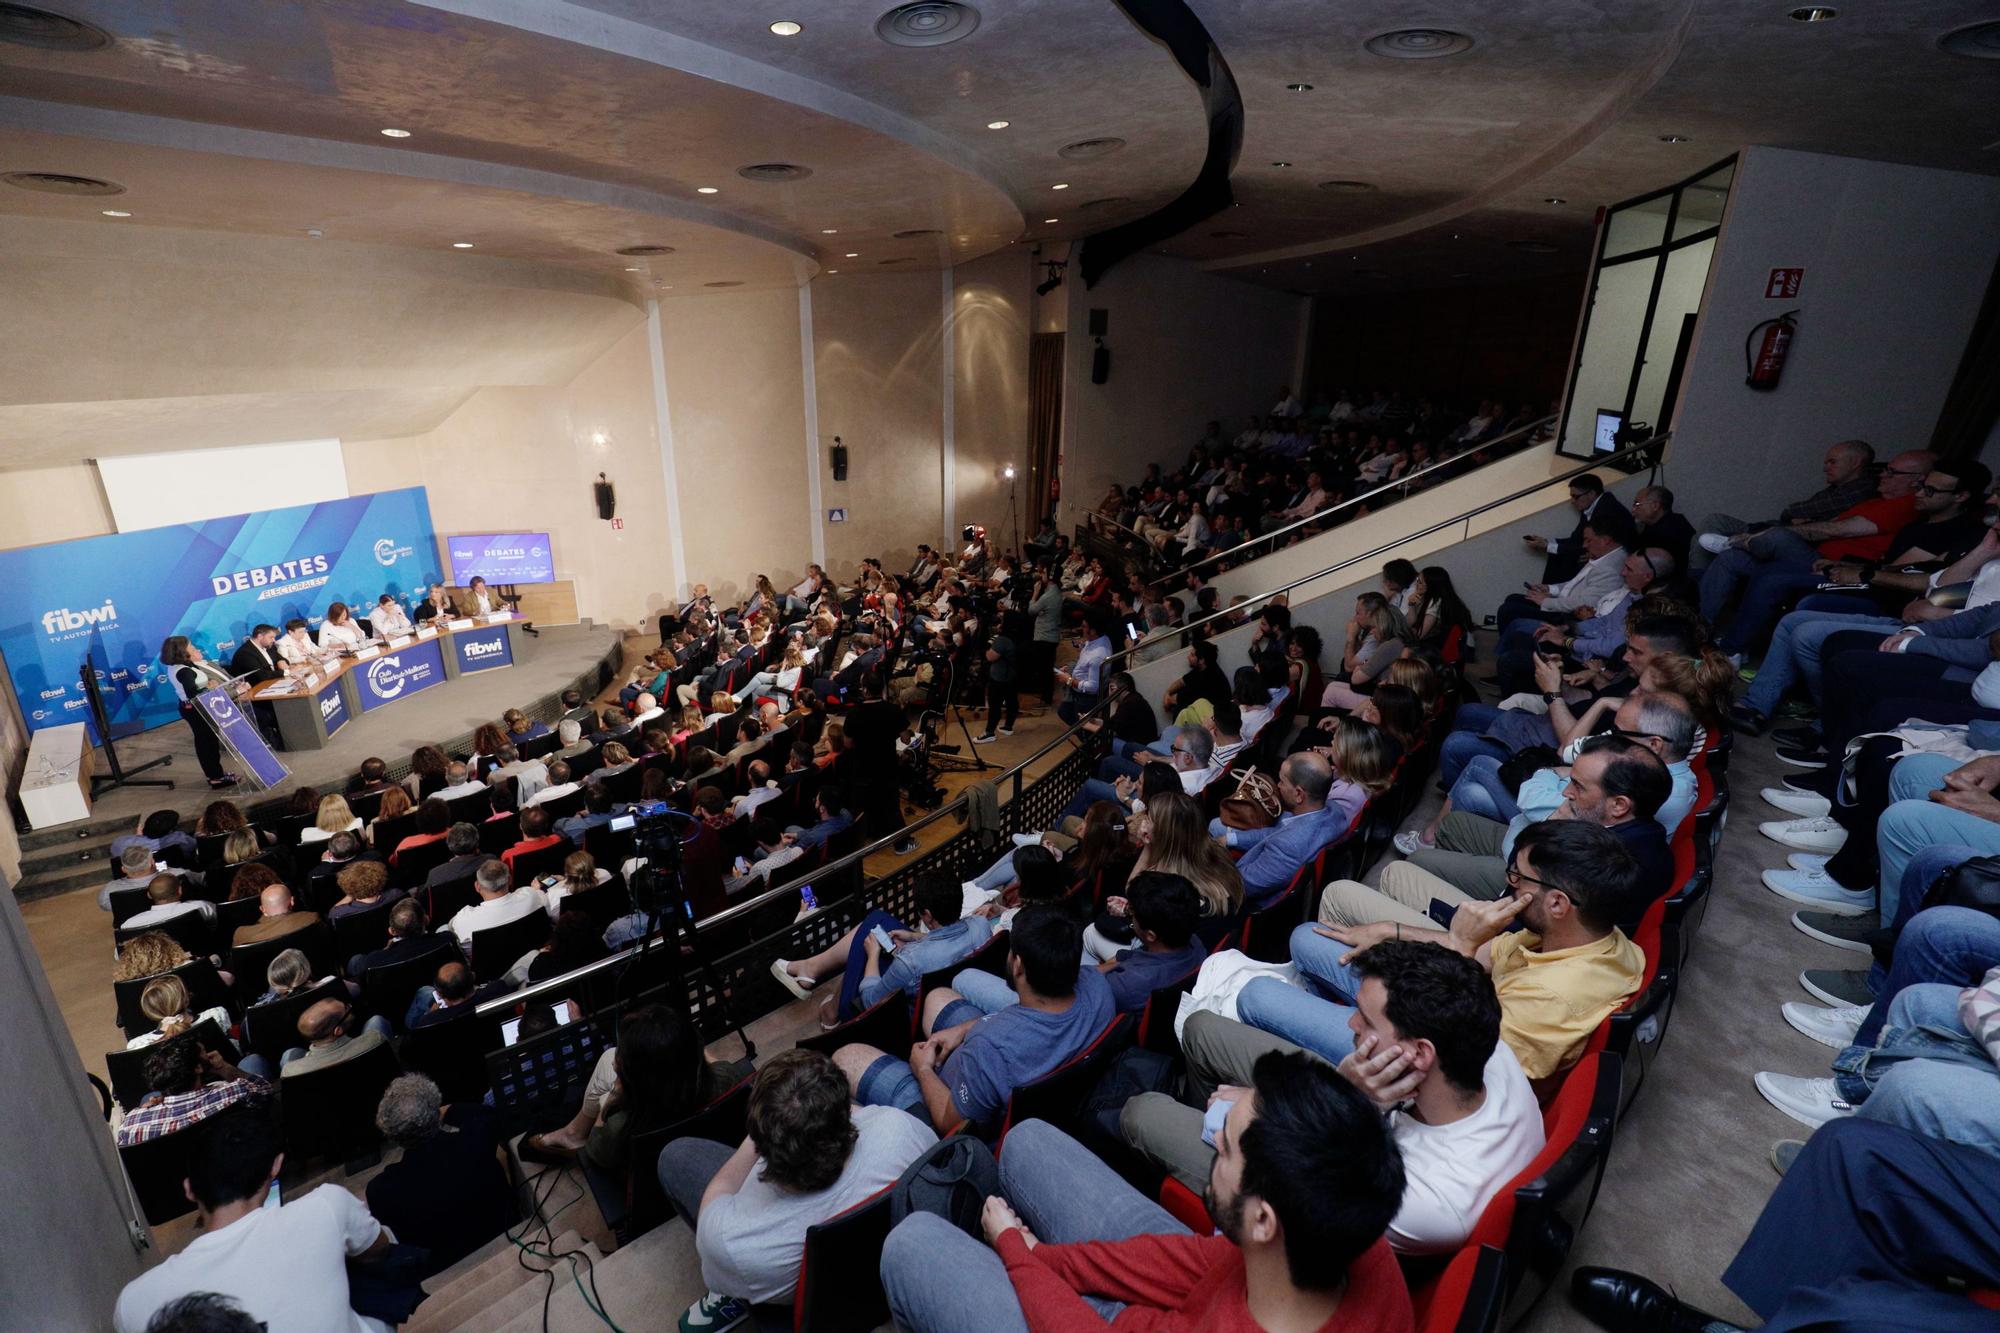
[1869,853,2000,966]
[1218,767,1281,830]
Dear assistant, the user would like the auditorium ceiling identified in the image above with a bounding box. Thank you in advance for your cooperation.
[0,0,1993,458]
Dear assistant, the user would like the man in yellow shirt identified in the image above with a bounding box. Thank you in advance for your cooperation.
[1244,820,1648,1083]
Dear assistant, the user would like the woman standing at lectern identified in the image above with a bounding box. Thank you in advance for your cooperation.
[159,635,238,789]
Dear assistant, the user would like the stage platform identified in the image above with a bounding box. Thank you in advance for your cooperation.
[11,622,625,902]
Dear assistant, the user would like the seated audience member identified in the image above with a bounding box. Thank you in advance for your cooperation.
[423,823,487,905]
[1569,1119,2000,1333]
[329,859,403,921]
[232,884,318,948]
[1498,515,1632,630]
[127,974,235,1053]
[99,844,173,912]
[1493,546,1679,696]
[1059,726,1217,823]
[112,1114,395,1333]
[123,872,216,931]
[1123,939,1542,1257]
[434,760,488,802]
[442,858,549,943]
[1395,736,1674,906]
[1523,471,1631,583]
[502,707,551,745]
[553,717,594,760]
[388,797,454,868]
[523,759,578,810]
[1694,436,1880,551]
[1306,819,1649,1081]
[522,1002,754,1171]
[657,1049,936,1329]
[539,849,609,916]
[407,959,514,1029]
[300,793,363,846]
[835,904,1116,1135]
[555,784,620,843]
[882,1051,1413,1333]
[1159,642,1229,720]
[366,1075,515,1276]
[1628,483,1696,573]
[347,899,457,981]
[1089,871,1207,1013]
[112,931,200,987]
[499,805,565,873]
[351,756,397,796]
[251,947,321,1006]
[1230,750,1369,913]
[486,743,551,804]
[720,816,805,899]
[789,786,855,851]
[280,998,394,1078]
[770,873,994,1024]
[1700,448,1933,657]
[111,809,199,864]
[113,1037,271,1147]
[513,909,611,986]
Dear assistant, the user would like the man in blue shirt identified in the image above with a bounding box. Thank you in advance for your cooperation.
[1232,753,1355,911]
[554,785,619,844]
[835,905,1115,1135]
[769,874,994,1024]
[790,786,855,852]
[109,809,198,866]
[1055,609,1117,725]
[957,872,1206,1016]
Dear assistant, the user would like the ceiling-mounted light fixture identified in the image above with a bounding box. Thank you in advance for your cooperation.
[1788,6,1837,20]
[1658,133,1691,143]
[451,241,474,249]
[1035,259,1067,296]
[820,228,838,234]
[1050,182,1069,190]
[769,20,802,35]
[696,186,719,194]
[1043,217,1059,224]
[100,209,130,217]
[1271,161,1292,168]
[986,120,1010,129]
[1545,196,1567,204]
[1286,82,1314,92]
[380,127,412,138]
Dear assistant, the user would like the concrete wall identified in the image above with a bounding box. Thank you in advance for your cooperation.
[1667,146,2000,519]
[1059,254,1308,530]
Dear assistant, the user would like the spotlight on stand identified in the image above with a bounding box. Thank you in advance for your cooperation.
[1035,260,1067,296]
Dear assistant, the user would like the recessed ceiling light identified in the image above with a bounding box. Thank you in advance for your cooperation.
[1286,82,1314,92]
[1271,161,1292,168]
[1365,28,1474,59]
[820,228,838,234]
[826,269,839,274]
[1050,182,1069,190]
[624,266,641,272]
[380,128,412,138]
[697,186,719,194]
[100,209,131,217]
[1043,217,1059,223]
[1545,196,1567,204]
[844,252,859,258]
[1658,134,1691,143]
[769,20,802,35]
[1788,6,1836,20]
[987,120,1010,130]
[452,241,474,249]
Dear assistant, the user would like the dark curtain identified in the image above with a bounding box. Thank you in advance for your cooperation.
[1028,333,1065,534]
[1929,254,2000,462]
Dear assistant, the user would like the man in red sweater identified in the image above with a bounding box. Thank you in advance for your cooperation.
[879,1051,1413,1332]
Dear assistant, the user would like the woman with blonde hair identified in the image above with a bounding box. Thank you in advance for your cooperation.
[127,974,233,1050]
[670,705,704,747]
[220,827,263,867]
[813,718,846,769]
[587,742,636,787]
[113,931,190,984]
[1381,655,1443,718]
[543,850,611,917]
[300,792,361,845]
[1323,593,1408,711]
[1129,790,1242,928]
[735,641,808,708]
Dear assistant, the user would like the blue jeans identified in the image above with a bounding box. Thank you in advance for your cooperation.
[1095,753,1145,782]
[1742,611,1902,716]
[1857,906,2000,1047]
[1449,754,1519,823]
[1877,754,2000,923]
[971,849,1018,893]
[1836,983,2000,1156]
[881,1119,1188,1332]
[1059,777,1124,823]
[1442,703,1507,786]
[836,911,907,1020]
[949,968,1018,1015]
[1233,923,1365,1063]
[1887,844,1982,936]
[1700,528,1820,652]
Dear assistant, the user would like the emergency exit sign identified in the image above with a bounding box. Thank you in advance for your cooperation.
[1765,268,1803,299]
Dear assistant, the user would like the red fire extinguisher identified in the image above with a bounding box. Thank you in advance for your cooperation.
[1745,309,1799,391]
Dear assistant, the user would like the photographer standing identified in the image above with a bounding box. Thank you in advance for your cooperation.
[976,605,1023,743]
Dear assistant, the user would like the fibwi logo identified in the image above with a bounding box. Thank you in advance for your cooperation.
[38,686,65,700]
[41,600,117,636]
[463,637,505,658]
[320,692,342,720]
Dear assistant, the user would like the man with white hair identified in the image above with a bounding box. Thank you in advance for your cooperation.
[523,760,579,810]
[442,859,548,943]
[630,692,665,727]
[434,759,487,803]
[366,1074,515,1274]
[554,717,592,760]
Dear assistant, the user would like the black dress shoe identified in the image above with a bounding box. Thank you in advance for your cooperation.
[1568,1267,1743,1332]
[1727,702,1766,737]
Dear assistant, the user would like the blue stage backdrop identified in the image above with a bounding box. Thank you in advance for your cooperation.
[0,487,438,742]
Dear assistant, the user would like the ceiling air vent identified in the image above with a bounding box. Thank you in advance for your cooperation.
[1363,29,1474,59]
[0,3,111,51]
[892,228,942,239]
[876,2,980,48]
[736,163,814,182]
[1317,179,1377,193]
[1938,20,2000,59]
[2,170,124,195]
[615,244,676,257]
[1058,137,1126,160]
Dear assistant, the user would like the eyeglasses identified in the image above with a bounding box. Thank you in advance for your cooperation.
[1916,483,1962,497]
[1505,864,1556,891]
[1883,467,1929,478]
[1610,725,1666,744]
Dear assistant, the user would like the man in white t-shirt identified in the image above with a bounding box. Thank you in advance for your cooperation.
[1121,938,1543,1256]
[115,1114,396,1333]
[656,1048,936,1330]
[443,860,549,943]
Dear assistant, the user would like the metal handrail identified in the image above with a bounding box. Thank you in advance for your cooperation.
[1103,432,1669,674]
[484,429,1661,1017]
[1082,510,1152,547]
[1167,413,1559,584]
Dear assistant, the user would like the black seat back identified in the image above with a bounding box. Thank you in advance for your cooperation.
[555,882,632,931]
[278,1038,402,1167]
[793,1187,898,1333]
[107,884,152,929]
[115,910,214,961]
[104,1020,235,1111]
[331,900,398,963]
[479,813,521,855]
[113,959,233,1041]
[119,1102,262,1226]
[509,841,571,888]
[398,1009,503,1102]
[357,939,463,1029]
[394,837,455,888]
[468,908,552,982]
[618,1078,755,1240]
[226,924,336,1007]
[243,978,347,1064]
[370,813,418,858]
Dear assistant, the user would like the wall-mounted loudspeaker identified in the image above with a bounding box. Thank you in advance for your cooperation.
[1087,308,1108,338]
[831,436,848,481]
[1091,343,1111,385]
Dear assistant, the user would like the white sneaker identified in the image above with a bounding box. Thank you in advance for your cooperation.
[1781,1000,1870,1050]
[1761,866,1874,914]
[1753,1072,1854,1128]
[1761,786,1830,818]
[1758,816,1848,854]
[1697,532,1732,555]
[997,727,1014,736]
[1787,852,1831,873]
[1011,832,1042,848]
[1392,830,1433,857]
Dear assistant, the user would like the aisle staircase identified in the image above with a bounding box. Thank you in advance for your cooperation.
[406,1211,708,1333]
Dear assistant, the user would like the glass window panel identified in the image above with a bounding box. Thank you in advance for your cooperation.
[1631,238,1716,432]
[1602,196,1671,259]
[1560,260,1656,457]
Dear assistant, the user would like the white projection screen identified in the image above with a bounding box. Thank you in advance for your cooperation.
[96,439,351,532]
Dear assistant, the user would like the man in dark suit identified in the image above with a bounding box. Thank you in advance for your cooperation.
[347,897,461,981]
[422,824,488,920]
[1525,473,1631,584]
[1630,485,1696,575]
[230,623,287,745]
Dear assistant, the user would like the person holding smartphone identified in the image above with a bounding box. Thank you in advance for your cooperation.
[769,874,992,1027]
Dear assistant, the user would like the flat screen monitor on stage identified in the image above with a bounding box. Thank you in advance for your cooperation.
[447,533,556,586]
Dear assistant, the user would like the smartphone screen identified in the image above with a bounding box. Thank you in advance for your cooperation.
[800,883,818,911]
[869,924,896,954]
[609,814,635,832]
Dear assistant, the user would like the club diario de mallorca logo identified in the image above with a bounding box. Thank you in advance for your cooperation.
[41,600,118,642]
[373,537,415,567]
[366,653,430,699]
